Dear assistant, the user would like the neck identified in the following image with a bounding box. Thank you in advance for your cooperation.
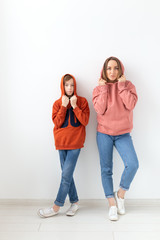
[107,79,118,83]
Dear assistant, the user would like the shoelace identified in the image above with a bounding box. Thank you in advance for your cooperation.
[43,207,53,214]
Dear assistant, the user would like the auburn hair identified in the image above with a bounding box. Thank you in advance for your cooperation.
[63,74,73,85]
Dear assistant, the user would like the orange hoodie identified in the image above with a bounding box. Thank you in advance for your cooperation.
[52,74,90,150]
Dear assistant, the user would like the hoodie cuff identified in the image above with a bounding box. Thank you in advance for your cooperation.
[118,81,127,91]
[73,106,79,113]
[60,105,68,111]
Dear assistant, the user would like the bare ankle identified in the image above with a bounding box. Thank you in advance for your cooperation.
[108,197,116,207]
[53,205,60,212]
[118,190,125,199]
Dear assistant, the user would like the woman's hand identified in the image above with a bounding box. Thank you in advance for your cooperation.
[98,78,106,86]
[118,75,126,82]
[62,95,69,107]
[70,95,77,109]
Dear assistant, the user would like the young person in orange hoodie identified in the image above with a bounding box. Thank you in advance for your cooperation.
[92,57,139,221]
[38,74,90,217]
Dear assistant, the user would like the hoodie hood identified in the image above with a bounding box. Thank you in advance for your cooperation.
[60,74,77,97]
[100,56,125,78]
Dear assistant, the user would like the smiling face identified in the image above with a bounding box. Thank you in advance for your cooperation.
[64,78,74,97]
[106,60,120,81]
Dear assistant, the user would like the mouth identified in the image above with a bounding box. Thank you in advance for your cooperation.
[67,92,73,96]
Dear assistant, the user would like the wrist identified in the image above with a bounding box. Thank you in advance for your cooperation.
[118,80,126,84]
[72,105,77,109]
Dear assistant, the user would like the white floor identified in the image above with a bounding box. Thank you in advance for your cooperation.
[0,199,160,240]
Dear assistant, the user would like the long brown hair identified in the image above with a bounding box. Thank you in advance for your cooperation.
[101,57,123,82]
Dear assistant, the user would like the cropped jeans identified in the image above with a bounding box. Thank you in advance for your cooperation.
[54,149,80,207]
[96,132,139,198]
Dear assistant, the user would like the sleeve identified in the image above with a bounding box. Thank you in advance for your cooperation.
[118,81,138,110]
[52,101,67,128]
[73,98,90,126]
[92,85,108,115]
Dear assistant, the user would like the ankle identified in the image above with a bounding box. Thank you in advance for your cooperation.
[109,203,116,207]
[110,205,117,208]
[53,205,60,212]
[117,191,124,199]
[108,197,116,207]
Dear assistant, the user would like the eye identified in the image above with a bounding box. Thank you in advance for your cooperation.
[107,67,111,70]
[115,67,119,70]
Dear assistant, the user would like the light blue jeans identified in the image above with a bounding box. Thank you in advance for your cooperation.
[96,132,139,198]
[54,149,80,207]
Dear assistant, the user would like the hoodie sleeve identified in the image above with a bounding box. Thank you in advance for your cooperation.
[92,85,108,115]
[118,81,138,110]
[52,100,67,128]
[73,97,90,126]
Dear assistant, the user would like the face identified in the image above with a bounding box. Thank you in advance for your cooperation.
[64,78,74,97]
[106,60,120,81]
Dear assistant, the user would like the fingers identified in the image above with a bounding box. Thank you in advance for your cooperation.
[70,95,77,109]
[62,95,69,100]
[98,78,106,86]
[62,95,69,107]
[118,75,126,82]
[70,95,76,99]
[62,95,77,108]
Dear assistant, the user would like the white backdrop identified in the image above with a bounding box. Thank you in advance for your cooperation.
[0,0,160,200]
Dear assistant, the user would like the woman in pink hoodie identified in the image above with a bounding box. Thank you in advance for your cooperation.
[92,57,139,221]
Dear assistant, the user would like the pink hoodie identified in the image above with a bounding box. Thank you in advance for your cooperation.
[92,59,138,136]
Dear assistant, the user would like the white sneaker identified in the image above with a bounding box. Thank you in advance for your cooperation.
[108,206,118,221]
[114,191,125,215]
[38,207,59,218]
[66,203,79,216]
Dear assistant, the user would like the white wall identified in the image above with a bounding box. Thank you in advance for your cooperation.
[0,0,160,200]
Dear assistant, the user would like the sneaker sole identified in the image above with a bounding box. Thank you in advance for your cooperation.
[117,210,125,215]
[109,217,118,221]
[37,210,47,218]
[37,209,58,218]
[66,209,79,217]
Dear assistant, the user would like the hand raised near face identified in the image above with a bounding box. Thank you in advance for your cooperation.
[70,95,77,109]
[98,78,107,86]
[62,95,69,107]
[118,75,126,82]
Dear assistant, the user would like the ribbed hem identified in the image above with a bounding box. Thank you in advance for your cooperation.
[55,145,83,150]
[97,128,132,136]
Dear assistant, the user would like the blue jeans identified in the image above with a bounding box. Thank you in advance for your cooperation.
[54,149,80,207]
[96,132,139,198]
